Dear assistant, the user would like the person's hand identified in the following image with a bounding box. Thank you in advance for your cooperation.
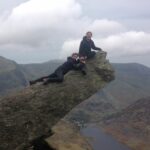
[81,60,86,64]
[99,49,106,54]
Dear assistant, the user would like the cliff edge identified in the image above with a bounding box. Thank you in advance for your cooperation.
[0,52,114,150]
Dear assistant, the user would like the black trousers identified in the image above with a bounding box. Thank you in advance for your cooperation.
[46,68,64,83]
[31,68,64,84]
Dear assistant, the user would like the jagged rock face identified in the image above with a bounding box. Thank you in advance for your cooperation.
[0,52,114,150]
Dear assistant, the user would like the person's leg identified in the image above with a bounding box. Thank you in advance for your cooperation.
[87,51,96,59]
[55,68,64,82]
[29,75,50,85]
[43,69,64,85]
[47,73,57,78]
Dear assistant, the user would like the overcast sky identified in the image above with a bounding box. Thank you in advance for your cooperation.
[0,0,150,67]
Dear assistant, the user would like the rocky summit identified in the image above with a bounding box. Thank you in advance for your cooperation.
[0,52,114,150]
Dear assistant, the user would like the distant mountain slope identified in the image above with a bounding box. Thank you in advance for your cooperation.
[0,56,28,95]
[0,56,16,73]
[66,63,150,123]
[0,55,63,96]
[102,97,150,150]
[100,63,150,109]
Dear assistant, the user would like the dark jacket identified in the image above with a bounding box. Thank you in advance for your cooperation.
[79,36,101,56]
[55,57,86,75]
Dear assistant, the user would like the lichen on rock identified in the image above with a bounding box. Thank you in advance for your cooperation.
[0,52,114,150]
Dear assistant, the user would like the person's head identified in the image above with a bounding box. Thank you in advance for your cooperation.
[71,53,79,59]
[86,31,92,40]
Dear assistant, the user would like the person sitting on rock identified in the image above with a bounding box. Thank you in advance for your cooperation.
[29,53,86,85]
[79,31,103,59]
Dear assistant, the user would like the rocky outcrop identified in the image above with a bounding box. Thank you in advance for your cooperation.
[0,52,114,150]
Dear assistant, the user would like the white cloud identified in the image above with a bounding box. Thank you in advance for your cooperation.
[87,19,126,37]
[0,0,127,63]
[0,0,150,66]
[99,31,150,56]
[61,39,80,58]
[60,19,127,58]
[0,0,82,47]
[61,31,150,60]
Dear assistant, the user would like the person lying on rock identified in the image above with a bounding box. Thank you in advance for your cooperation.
[79,31,103,59]
[29,53,86,85]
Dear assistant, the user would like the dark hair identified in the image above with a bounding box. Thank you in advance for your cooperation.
[86,31,92,35]
[72,53,79,57]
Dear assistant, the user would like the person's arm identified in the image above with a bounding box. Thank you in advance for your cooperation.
[91,40,102,51]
